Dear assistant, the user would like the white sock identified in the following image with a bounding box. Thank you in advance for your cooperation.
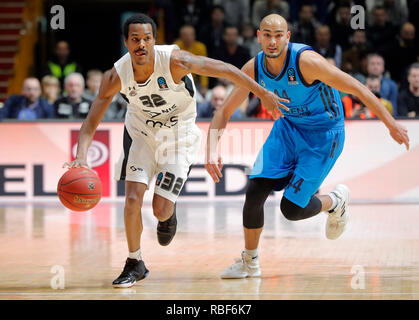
[129,248,142,261]
[328,192,339,211]
[244,248,258,259]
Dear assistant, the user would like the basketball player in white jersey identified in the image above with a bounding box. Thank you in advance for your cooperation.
[63,13,288,287]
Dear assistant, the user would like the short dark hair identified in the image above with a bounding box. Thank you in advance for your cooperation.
[367,53,384,64]
[337,0,351,9]
[123,13,156,39]
[211,5,225,14]
[408,62,419,76]
[372,5,386,13]
[300,3,313,11]
[224,25,238,34]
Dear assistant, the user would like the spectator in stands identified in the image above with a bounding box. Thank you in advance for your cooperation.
[54,73,92,119]
[397,62,419,117]
[382,0,408,30]
[213,26,251,70]
[290,0,328,24]
[204,77,243,103]
[79,69,127,120]
[342,94,375,119]
[175,25,209,95]
[290,3,319,46]
[252,0,290,27]
[399,49,419,90]
[365,75,394,115]
[82,69,103,102]
[366,53,398,114]
[43,40,82,90]
[211,25,251,87]
[312,25,342,68]
[388,22,418,85]
[341,75,393,119]
[342,30,372,75]
[366,5,397,62]
[198,5,227,58]
[41,75,60,105]
[103,94,128,121]
[239,23,261,57]
[197,85,242,119]
[213,0,250,29]
[177,0,205,31]
[329,1,353,51]
[146,0,177,43]
[0,77,55,120]
[245,95,276,119]
[352,52,369,84]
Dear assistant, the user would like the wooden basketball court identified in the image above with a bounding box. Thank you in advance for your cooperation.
[0,201,418,300]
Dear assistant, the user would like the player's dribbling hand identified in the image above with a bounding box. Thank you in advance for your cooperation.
[205,156,223,183]
[260,90,290,120]
[62,158,89,169]
[389,122,410,150]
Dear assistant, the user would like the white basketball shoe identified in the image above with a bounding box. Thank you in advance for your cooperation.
[221,251,261,279]
[326,184,350,240]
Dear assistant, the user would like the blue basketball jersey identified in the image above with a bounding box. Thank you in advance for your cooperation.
[254,42,344,130]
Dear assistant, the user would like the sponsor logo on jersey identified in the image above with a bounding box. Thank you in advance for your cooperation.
[146,115,178,129]
[261,80,266,87]
[161,104,178,114]
[157,77,169,90]
[128,86,137,97]
[287,105,311,117]
[130,165,143,172]
[142,109,161,118]
[287,68,299,85]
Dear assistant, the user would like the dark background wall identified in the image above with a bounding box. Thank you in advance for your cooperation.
[37,0,154,76]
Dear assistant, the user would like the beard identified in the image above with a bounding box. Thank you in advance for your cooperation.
[265,42,287,58]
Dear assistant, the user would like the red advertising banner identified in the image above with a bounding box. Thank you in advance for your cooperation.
[71,130,110,197]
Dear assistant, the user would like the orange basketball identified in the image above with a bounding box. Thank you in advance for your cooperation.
[57,167,102,211]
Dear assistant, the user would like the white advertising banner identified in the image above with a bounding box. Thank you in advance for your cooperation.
[0,120,418,203]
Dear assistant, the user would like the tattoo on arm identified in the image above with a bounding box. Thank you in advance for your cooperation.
[180,52,206,70]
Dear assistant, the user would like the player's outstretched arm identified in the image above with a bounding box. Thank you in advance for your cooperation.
[205,60,255,183]
[299,51,410,150]
[63,67,121,168]
[171,49,289,118]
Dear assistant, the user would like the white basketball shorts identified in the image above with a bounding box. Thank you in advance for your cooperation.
[115,124,202,203]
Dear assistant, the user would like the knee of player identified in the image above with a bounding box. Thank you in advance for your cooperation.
[152,202,172,221]
[243,201,264,229]
[280,197,304,221]
[125,194,143,210]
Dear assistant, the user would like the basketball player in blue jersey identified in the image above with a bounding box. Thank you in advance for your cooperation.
[205,14,410,278]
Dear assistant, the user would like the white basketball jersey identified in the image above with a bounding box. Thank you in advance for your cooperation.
[114,45,198,138]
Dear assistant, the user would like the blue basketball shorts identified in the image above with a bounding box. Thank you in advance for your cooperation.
[249,118,345,208]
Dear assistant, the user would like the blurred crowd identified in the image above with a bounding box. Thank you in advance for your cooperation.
[0,0,418,121]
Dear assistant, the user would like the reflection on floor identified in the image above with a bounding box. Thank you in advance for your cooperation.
[0,201,419,299]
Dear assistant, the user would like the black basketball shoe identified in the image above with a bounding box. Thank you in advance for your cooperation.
[157,205,177,246]
[112,258,149,288]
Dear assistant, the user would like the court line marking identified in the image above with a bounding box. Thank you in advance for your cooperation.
[0,292,419,296]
